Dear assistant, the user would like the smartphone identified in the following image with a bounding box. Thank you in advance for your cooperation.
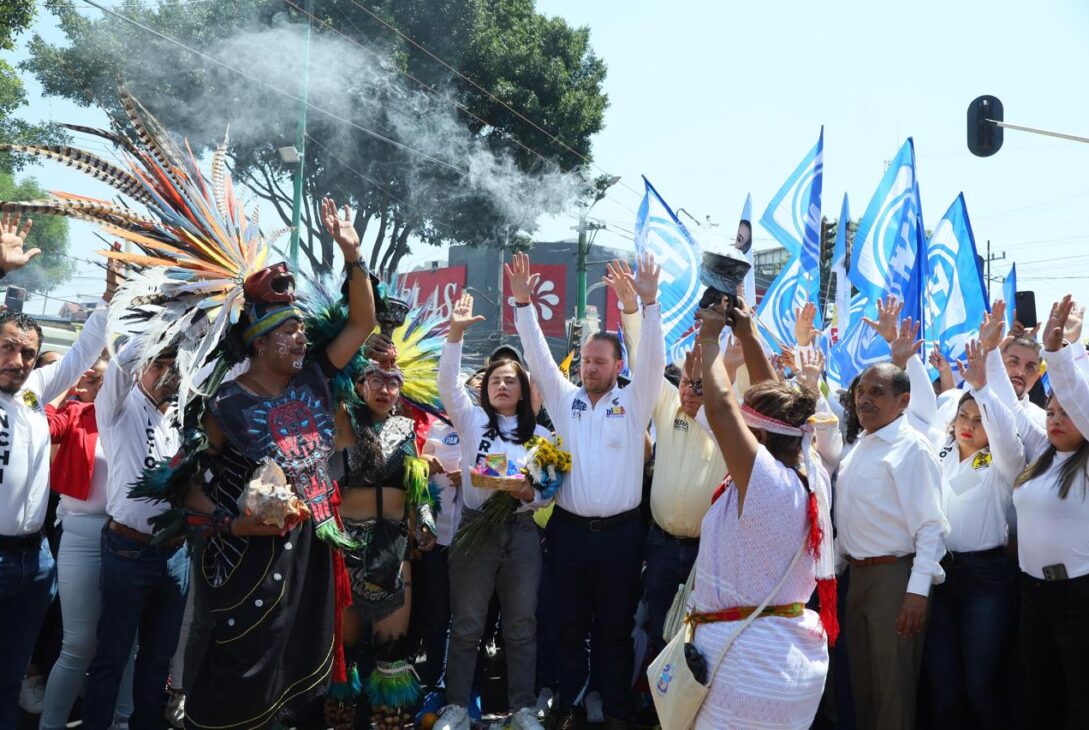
[1042,563,1069,582]
[4,286,26,314]
[1014,291,1037,329]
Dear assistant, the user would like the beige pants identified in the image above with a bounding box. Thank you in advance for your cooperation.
[845,556,929,730]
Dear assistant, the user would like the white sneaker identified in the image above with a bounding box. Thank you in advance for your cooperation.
[535,687,554,718]
[510,706,546,730]
[165,690,186,728]
[435,704,471,730]
[584,690,604,723]
[18,674,45,714]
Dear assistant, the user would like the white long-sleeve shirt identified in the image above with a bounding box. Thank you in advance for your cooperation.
[514,302,664,518]
[985,348,1047,460]
[0,304,109,537]
[1013,343,1089,579]
[437,339,551,513]
[96,339,181,533]
[906,354,937,436]
[936,384,1023,553]
[835,415,950,596]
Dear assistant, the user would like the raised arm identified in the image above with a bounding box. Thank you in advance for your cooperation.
[508,252,577,411]
[695,299,760,507]
[439,292,484,432]
[320,198,378,371]
[728,297,776,386]
[625,253,665,424]
[1043,296,1089,437]
[95,337,142,429]
[958,339,1024,484]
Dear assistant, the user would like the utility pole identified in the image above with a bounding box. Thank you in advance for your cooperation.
[575,175,621,319]
[983,239,1007,300]
[288,0,313,270]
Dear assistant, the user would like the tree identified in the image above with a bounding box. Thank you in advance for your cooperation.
[0,170,75,294]
[25,0,608,274]
[1,0,67,172]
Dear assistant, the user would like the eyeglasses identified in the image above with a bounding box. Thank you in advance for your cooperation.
[363,376,401,392]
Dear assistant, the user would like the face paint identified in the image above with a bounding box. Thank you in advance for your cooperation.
[267,326,306,371]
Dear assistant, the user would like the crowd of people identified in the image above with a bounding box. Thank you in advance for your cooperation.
[2,197,1089,730]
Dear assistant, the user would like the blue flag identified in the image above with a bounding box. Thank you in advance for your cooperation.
[831,192,851,330]
[829,294,892,389]
[616,326,632,380]
[850,139,925,322]
[634,177,702,362]
[760,128,824,264]
[757,254,808,348]
[924,194,989,367]
[1002,263,1017,331]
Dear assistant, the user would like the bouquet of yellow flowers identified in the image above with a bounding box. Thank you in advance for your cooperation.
[453,435,570,555]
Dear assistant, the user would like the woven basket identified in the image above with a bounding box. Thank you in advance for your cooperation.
[469,472,526,492]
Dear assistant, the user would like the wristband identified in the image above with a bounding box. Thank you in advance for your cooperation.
[344,259,370,278]
[700,337,720,347]
[515,301,532,308]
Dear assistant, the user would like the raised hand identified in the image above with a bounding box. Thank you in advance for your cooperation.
[955,339,988,390]
[725,296,755,341]
[979,301,1006,352]
[794,302,819,347]
[1043,295,1075,352]
[695,303,728,344]
[0,211,41,274]
[779,343,797,376]
[723,335,745,376]
[862,295,903,344]
[889,316,923,369]
[448,291,486,341]
[798,348,825,391]
[1063,301,1085,344]
[683,340,705,394]
[929,343,955,393]
[104,241,123,303]
[321,198,361,257]
[504,251,538,305]
[631,252,660,306]
[603,259,638,314]
[1010,309,1041,341]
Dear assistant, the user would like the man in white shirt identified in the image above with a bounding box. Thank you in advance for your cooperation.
[0,213,114,728]
[510,252,663,729]
[82,338,187,729]
[836,362,949,730]
[980,301,1046,439]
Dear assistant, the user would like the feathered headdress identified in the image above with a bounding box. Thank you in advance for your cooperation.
[0,81,284,415]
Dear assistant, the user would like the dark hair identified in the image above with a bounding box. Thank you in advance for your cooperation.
[664,363,682,388]
[480,359,536,444]
[0,311,43,355]
[1015,395,1089,499]
[861,362,911,395]
[225,301,298,360]
[744,381,818,463]
[947,390,978,439]
[587,332,622,360]
[1003,335,1042,356]
[840,375,862,444]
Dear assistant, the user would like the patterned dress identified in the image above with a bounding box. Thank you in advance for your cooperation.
[690,447,829,729]
[184,363,338,729]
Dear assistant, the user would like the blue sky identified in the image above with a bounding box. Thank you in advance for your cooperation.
[10,0,1089,316]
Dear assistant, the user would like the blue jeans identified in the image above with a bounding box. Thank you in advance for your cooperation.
[924,548,1014,730]
[642,522,699,649]
[0,538,56,729]
[82,527,189,730]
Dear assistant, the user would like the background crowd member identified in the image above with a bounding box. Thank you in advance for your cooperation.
[81,338,187,729]
[924,341,1023,729]
[682,296,831,729]
[609,261,726,651]
[981,301,1046,441]
[1014,296,1089,728]
[435,291,551,730]
[511,251,662,729]
[0,212,113,728]
[835,362,949,730]
[40,356,138,729]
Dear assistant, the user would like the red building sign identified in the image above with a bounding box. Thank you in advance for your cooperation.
[401,265,465,319]
[502,264,567,337]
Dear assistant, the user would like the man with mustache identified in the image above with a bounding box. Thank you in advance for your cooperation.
[980,301,1047,448]
[0,213,115,727]
[835,362,949,730]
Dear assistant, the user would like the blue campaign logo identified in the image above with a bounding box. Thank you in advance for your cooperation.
[442,432,461,446]
[656,662,674,695]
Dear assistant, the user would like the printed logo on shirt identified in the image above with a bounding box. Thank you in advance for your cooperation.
[571,398,588,420]
[972,451,992,470]
[144,419,159,470]
[605,403,626,418]
[0,411,10,482]
[672,418,689,432]
[21,390,39,411]
[442,432,461,446]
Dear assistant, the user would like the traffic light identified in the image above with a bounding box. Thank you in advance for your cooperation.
[967,95,1004,157]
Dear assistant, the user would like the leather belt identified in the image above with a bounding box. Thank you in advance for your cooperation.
[942,545,1006,565]
[553,506,641,533]
[848,553,913,567]
[0,532,43,551]
[108,519,184,549]
[651,521,699,545]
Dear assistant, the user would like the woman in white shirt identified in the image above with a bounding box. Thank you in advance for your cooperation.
[1014,296,1089,729]
[924,340,1023,730]
[435,292,552,730]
